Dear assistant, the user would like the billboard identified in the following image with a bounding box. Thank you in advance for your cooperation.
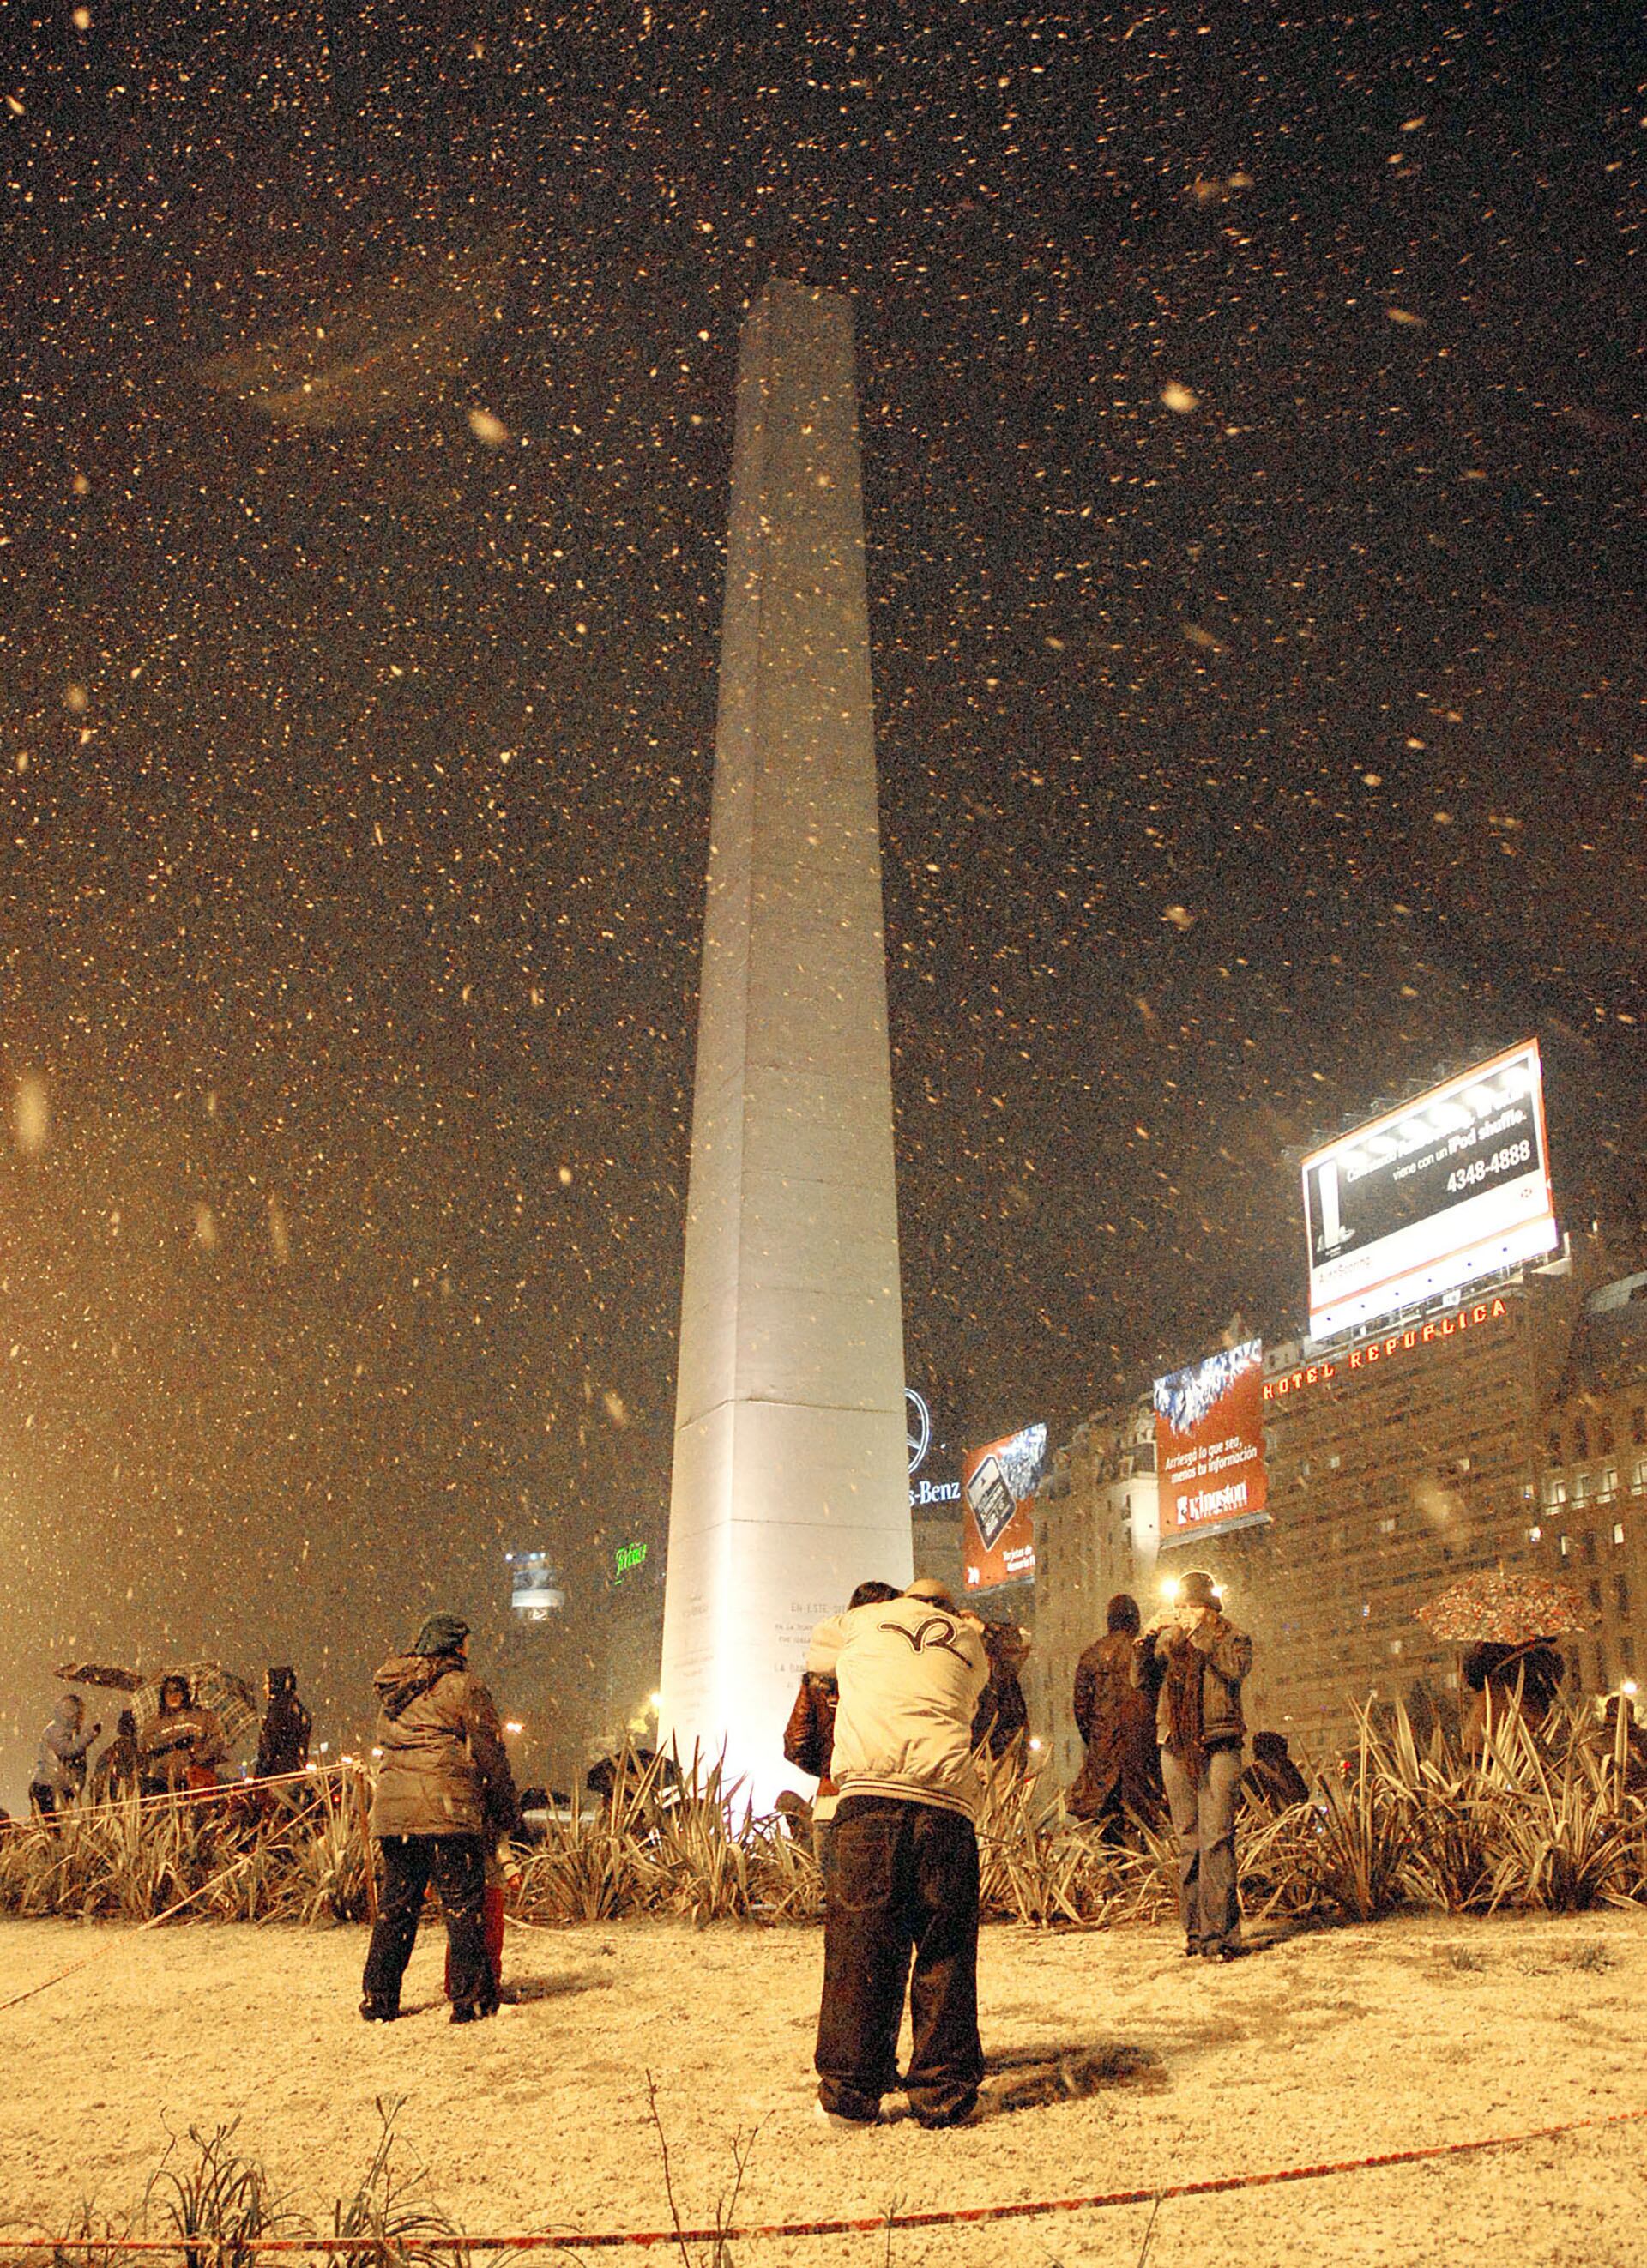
[1153,1341,1269,1547]
[962,1421,1047,1591]
[1301,1040,1558,1342]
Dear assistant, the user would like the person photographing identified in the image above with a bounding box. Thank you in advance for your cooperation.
[1132,1571,1252,1962]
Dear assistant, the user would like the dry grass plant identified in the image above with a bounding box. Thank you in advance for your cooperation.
[4,1710,1642,1939]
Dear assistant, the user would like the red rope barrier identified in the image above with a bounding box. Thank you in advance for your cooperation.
[15,2100,1647,2256]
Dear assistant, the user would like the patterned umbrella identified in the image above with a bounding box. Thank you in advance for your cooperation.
[1415,1571,1596,1646]
[131,1662,262,1761]
[54,1662,144,1691]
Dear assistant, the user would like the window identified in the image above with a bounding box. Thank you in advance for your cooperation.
[1614,1523,1626,1547]
[1616,1576,1631,1618]
[1547,1427,1564,1458]
[1589,1581,1603,1613]
[1621,1637,1637,1672]
[1542,1477,1568,1509]
[1573,1472,1591,1505]
[1560,1535,1572,1558]
[1528,1525,1542,1544]
[1598,1418,1615,1453]
[1601,1469,1619,1502]
[1574,1420,1590,1457]
[1633,1405,1646,1446]
[1583,1532,1598,1564]
[1379,1516,1398,1535]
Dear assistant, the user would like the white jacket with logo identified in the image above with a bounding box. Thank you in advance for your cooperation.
[805,1595,989,1820]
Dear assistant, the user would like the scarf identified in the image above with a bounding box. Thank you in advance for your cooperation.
[1162,1630,1207,1782]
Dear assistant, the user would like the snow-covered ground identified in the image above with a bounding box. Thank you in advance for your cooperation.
[3,1909,1643,2265]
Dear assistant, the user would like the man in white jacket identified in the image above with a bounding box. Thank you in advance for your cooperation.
[805,1577,989,2129]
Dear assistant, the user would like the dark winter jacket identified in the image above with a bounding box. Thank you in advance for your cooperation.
[368,1653,520,1840]
[1242,1740,1309,1812]
[783,1672,839,1783]
[1133,1614,1252,1764]
[971,1619,1031,1758]
[255,1674,312,1779]
[1071,1632,1163,1821]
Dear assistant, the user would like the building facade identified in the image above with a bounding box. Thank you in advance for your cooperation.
[1029,1245,1646,1785]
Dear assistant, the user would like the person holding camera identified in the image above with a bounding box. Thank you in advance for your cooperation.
[1132,1571,1252,1961]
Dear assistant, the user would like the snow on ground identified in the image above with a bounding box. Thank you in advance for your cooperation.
[2,1909,1644,2266]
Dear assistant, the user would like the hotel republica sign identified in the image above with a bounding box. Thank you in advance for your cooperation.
[1300,1041,1558,1342]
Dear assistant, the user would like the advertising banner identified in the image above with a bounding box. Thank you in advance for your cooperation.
[1300,1040,1557,1341]
[962,1422,1047,1591]
[1153,1341,1269,1547]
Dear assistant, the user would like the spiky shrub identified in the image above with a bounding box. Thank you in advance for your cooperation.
[0,1779,371,1927]
[1475,1704,1640,1914]
[1297,1708,1416,1921]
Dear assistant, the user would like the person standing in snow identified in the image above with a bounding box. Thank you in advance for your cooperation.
[359,1613,520,2025]
[89,1709,142,1804]
[1133,1572,1253,1961]
[1069,1593,1164,1837]
[807,1576,989,2130]
[254,1666,312,1780]
[30,1692,100,1818]
[783,1578,901,1878]
[138,1674,229,1795]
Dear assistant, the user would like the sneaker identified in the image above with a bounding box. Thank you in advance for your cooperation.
[1204,1944,1245,1963]
[814,2099,879,2132]
[359,1998,399,2023]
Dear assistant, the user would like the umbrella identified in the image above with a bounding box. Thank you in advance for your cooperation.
[1415,1571,1596,1647]
[131,1662,262,1758]
[53,1662,144,1691]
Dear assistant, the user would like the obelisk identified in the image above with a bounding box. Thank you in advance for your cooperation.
[659,283,912,1810]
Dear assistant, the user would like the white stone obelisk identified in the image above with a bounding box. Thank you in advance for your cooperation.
[659,282,912,1811]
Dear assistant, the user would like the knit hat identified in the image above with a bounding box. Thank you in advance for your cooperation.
[1176,1571,1218,1608]
[1106,1592,1142,1633]
[411,1613,470,1658]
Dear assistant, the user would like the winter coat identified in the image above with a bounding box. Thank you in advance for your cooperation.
[1070,1632,1162,1821]
[782,1672,839,1782]
[368,1654,520,1840]
[255,1689,312,1779]
[138,1705,229,1793]
[971,1620,1031,1758]
[805,1595,989,1820]
[89,1732,142,1804]
[1460,1642,1563,1758]
[33,1705,96,1797]
[1133,1614,1252,1762]
[1241,1748,1309,1812]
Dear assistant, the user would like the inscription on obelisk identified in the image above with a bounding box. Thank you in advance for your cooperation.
[658,283,912,1807]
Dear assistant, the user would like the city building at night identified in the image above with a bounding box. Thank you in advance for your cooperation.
[1028,1239,1647,1781]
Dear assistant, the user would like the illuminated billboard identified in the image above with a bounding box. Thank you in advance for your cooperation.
[962,1422,1046,1591]
[1301,1040,1558,1342]
[1154,1341,1269,1547]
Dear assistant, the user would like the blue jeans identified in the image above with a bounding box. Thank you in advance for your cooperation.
[1161,1745,1243,1953]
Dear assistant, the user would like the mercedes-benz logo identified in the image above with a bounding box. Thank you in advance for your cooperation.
[905,1387,932,1476]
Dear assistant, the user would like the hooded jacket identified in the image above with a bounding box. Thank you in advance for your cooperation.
[33,1703,96,1796]
[368,1653,520,1839]
[805,1595,988,1820]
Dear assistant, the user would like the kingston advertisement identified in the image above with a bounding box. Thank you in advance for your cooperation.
[1153,1341,1269,1547]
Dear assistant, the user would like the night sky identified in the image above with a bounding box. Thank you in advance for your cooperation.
[2,0,1640,1800]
